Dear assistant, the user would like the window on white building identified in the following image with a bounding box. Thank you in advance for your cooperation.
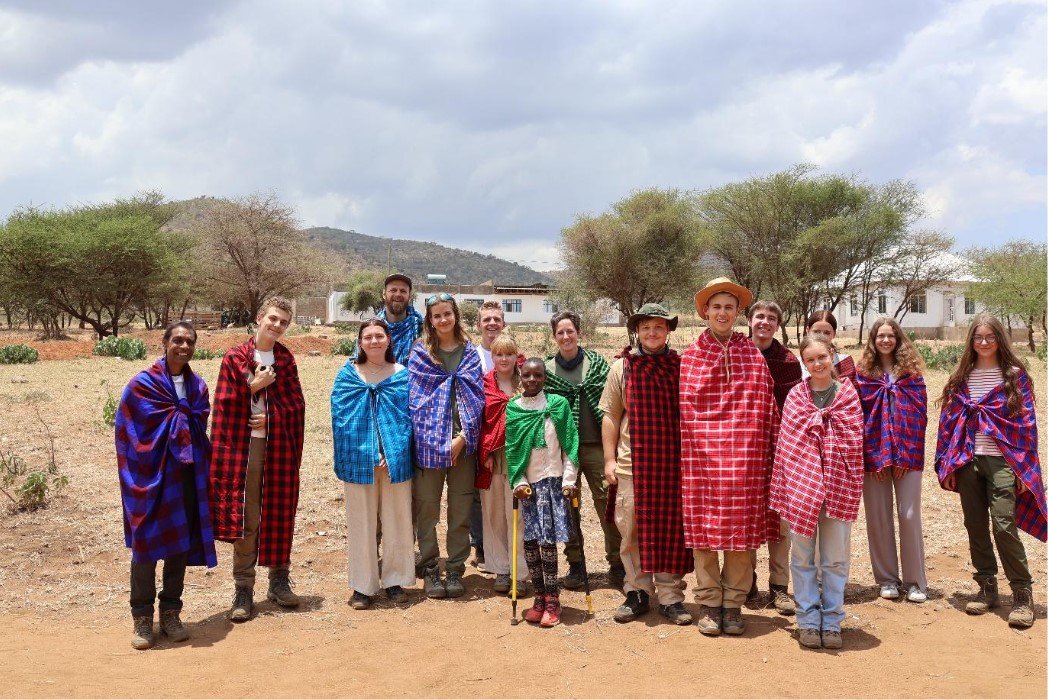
[850,295,858,315]
[543,300,559,313]
[464,298,484,307]
[909,293,927,314]
[877,293,887,314]
[964,297,976,315]
[502,299,522,314]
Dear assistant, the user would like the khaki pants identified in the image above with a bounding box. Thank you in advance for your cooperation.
[344,470,415,596]
[232,438,289,589]
[750,519,791,588]
[564,443,622,566]
[614,476,685,605]
[413,452,476,576]
[694,549,752,608]
[478,449,526,576]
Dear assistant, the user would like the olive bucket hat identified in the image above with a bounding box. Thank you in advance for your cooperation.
[626,303,679,333]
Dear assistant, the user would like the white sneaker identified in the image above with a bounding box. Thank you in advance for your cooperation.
[880,583,900,599]
[906,585,927,603]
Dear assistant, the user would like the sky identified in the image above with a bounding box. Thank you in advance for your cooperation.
[0,0,1043,271]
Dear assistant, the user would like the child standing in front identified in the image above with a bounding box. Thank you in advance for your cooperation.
[936,314,1046,628]
[506,358,579,628]
[770,333,864,650]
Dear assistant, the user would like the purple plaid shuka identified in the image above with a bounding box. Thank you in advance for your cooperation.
[857,371,928,472]
[408,341,484,469]
[935,368,1047,542]
[115,357,217,566]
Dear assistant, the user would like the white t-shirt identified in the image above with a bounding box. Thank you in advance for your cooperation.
[479,346,494,373]
[171,373,186,400]
[250,348,275,438]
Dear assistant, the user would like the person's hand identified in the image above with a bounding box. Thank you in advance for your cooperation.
[892,466,908,481]
[562,484,579,500]
[483,456,494,471]
[513,484,532,500]
[872,468,888,482]
[377,456,388,470]
[604,462,618,486]
[943,472,957,491]
[248,413,266,431]
[251,365,277,392]
[450,435,466,463]
[1017,478,1029,495]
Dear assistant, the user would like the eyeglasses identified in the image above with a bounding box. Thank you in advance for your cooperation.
[425,293,453,307]
[973,335,997,345]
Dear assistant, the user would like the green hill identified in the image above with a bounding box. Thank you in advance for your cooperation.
[305,226,554,286]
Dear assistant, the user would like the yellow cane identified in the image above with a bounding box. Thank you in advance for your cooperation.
[510,485,532,625]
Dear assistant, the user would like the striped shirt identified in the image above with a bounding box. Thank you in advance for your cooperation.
[968,367,1003,456]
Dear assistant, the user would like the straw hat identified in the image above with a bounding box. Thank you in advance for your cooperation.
[693,277,753,320]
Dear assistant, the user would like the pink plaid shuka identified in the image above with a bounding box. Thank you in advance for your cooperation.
[770,379,865,540]
[680,331,780,551]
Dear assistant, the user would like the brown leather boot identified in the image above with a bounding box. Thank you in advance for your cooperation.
[1008,586,1035,628]
[965,577,999,615]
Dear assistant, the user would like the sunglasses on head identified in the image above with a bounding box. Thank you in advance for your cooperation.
[425,293,453,307]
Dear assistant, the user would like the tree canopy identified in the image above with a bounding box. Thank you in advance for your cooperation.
[966,240,1047,351]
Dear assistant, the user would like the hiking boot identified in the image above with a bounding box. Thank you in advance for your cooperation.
[561,561,586,590]
[385,586,408,604]
[607,561,626,589]
[696,605,722,636]
[770,584,796,615]
[613,590,650,623]
[159,610,189,642]
[493,574,512,594]
[822,630,843,649]
[722,607,745,635]
[349,591,371,610]
[444,572,466,598]
[659,601,693,626]
[524,595,546,624]
[798,627,822,649]
[423,567,446,599]
[966,577,999,615]
[1008,586,1035,629]
[131,616,154,650]
[540,595,562,627]
[230,587,253,622]
[267,574,301,607]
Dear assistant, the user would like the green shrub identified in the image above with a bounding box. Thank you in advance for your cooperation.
[331,337,357,356]
[1036,344,1047,363]
[333,322,357,335]
[93,336,147,361]
[0,344,39,364]
[192,348,223,360]
[0,408,68,511]
[915,342,965,370]
[284,324,312,336]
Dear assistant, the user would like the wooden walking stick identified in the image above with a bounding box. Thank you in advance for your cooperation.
[564,487,593,617]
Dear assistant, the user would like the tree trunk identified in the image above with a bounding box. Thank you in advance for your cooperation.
[1028,316,1036,353]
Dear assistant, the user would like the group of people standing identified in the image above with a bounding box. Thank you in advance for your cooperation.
[116,274,1045,652]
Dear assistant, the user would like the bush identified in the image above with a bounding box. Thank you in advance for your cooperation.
[192,348,223,360]
[101,381,118,427]
[93,336,147,361]
[915,342,965,370]
[333,322,357,335]
[0,408,68,511]
[331,337,357,356]
[1037,344,1046,363]
[0,344,39,364]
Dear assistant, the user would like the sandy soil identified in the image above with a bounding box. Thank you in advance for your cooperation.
[0,327,1045,699]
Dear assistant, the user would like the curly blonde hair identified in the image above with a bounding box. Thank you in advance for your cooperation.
[857,317,925,378]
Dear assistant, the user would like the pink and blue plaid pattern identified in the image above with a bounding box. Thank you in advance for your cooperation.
[936,369,1046,542]
[408,341,484,469]
[857,372,928,472]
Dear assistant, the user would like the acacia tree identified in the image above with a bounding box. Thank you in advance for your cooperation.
[0,192,180,338]
[560,188,706,319]
[967,240,1048,352]
[193,193,336,318]
[885,230,959,323]
[339,270,387,316]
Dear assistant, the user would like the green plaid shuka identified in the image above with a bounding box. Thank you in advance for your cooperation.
[544,349,609,426]
[505,393,579,488]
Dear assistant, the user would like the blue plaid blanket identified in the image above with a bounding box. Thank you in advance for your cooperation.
[331,362,412,484]
[115,357,217,566]
[379,306,424,365]
[408,341,484,469]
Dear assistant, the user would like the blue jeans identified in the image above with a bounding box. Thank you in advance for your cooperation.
[790,507,852,633]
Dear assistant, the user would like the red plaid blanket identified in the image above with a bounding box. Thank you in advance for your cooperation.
[209,338,306,567]
[624,348,692,575]
[770,379,865,539]
[763,339,802,412]
[680,330,780,550]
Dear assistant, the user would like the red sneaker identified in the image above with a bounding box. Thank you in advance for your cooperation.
[524,595,546,624]
[541,595,562,628]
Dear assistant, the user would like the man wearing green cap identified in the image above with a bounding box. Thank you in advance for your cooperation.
[600,303,693,625]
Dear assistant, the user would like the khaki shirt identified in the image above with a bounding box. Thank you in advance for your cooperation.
[598,357,633,477]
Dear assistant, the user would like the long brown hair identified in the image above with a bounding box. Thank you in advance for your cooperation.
[940,314,1029,415]
[423,295,470,360]
[356,318,395,365]
[857,316,925,378]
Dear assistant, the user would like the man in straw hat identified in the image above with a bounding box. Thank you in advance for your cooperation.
[680,278,780,636]
[600,303,693,625]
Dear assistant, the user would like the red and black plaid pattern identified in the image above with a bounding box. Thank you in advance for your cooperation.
[935,368,1046,542]
[624,348,693,575]
[836,355,857,383]
[209,338,306,567]
[857,371,927,472]
[763,339,802,412]
[680,331,780,551]
[769,379,865,539]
